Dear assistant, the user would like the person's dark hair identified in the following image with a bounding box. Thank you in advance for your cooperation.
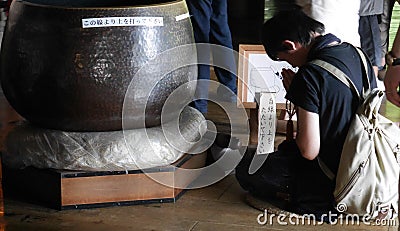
[261,9,325,61]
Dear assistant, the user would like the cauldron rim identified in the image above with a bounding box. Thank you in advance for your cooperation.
[17,0,184,10]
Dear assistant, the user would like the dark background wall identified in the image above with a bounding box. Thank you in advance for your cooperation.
[228,0,264,50]
[228,0,298,51]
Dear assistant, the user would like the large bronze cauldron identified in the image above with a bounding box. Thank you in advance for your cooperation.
[0,0,197,131]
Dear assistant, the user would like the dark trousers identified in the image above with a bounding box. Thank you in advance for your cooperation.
[236,141,298,199]
[186,0,237,113]
[236,140,336,217]
[359,14,382,67]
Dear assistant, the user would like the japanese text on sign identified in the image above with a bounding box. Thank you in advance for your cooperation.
[82,17,164,28]
[256,92,276,155]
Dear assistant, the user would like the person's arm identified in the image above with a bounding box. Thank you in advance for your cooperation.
[384,24,400,107]
[281,68,321,159]
[295,107,320,160]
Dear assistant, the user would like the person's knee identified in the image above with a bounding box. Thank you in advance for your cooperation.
[235,154,251,178]
[235,149,255,187]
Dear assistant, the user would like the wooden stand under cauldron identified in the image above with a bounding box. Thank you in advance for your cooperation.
[3,153,206,210]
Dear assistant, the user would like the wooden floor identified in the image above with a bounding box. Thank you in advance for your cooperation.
[0,84,399,230]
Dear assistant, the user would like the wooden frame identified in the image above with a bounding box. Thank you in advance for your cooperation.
[237,44,295,110]
[237,45,299,144]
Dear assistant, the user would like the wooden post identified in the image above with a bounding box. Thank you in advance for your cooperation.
[249,108,258,145]
[0,160,3,216]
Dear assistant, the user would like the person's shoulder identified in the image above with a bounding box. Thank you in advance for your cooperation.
[332,42,356,52]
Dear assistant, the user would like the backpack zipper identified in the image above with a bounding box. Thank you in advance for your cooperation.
[335,161,367,202]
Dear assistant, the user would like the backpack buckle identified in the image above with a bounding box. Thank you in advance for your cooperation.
[376,203,395,220]
[395,145,400,163]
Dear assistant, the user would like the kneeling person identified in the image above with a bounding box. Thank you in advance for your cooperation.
[236,9,377,218]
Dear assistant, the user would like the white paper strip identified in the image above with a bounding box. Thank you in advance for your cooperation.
[82,17,163,28]
[175,13,190,21]
[256,92,276,155]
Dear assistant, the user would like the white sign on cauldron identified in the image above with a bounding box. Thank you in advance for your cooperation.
[82,17,164,28]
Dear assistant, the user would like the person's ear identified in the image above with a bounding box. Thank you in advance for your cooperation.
[281,40,297,51]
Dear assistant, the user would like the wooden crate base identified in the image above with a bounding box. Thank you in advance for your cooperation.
[2,153,206,210]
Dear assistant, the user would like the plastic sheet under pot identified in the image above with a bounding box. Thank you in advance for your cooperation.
[2,106,206,171]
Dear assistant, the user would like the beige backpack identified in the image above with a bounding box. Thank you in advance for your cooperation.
[311,48,400,220]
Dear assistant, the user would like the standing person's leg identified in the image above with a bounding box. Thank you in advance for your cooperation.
[359,15,382,77]
[372,14,384,77]
[378,0,396,79]
[210,0,237,100]
[186,0,212,113]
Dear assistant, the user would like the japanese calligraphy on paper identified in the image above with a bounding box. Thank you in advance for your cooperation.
[82,17,164,28]
[256,92,276,155]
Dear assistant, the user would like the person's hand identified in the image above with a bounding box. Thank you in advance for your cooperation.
[384,65,400,107]
[281,68,296,91]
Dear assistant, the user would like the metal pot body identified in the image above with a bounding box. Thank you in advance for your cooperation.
[0,0,197,131]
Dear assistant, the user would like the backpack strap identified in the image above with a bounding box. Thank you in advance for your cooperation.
[317,156,335,181]
[355,48,371,99]
[309,47,371,180]
[310,47,371,101]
